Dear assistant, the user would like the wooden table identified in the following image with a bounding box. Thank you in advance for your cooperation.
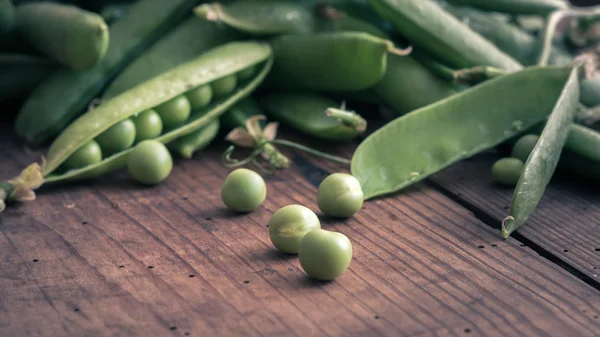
[1,123,599,337]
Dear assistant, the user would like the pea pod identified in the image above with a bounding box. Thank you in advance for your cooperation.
[315,4,389,39]
[530,123,600,162]
[351,65,574,200]
[502,66,580,239]
[263,31,410,92]
[103,16,241,99]
[15,0,199,148]
[258,91,366,142]
[194,0,317,36]
[0,53,58,103]
[170,119,220,159]
[0,0,14,41]
[366,0,522,71]
[15,2,109,70]
[445,0,568,15]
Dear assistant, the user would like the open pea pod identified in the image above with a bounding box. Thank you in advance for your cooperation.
[351,65,575,200]
[0,41,272,213]
[258,91,366,142]
[263,31,410,92]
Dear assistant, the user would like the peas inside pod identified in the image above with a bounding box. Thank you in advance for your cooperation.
[221,168,267,213]
[127,140,173,185]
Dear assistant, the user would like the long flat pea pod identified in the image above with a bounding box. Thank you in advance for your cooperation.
[194,0,317,36]
[502,66,580,239]
[258,91,366,142]
[15,2,109,71]
[0,41,272,213]
[263,31,410,92]
[351,65,574,200]
[102,16,242,99]
[0,0,14,41]
[170,119,220,159]
[14,0,199,148]
[445,0,568,15]
[366,0,522,71]
[0,53,58,103]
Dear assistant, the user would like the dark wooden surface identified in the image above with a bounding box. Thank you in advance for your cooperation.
[1,126,600,337]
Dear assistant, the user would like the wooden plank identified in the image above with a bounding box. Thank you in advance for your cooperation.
[1,128,600,337]
[428,151,600,282]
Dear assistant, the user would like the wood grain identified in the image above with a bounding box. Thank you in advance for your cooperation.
[428,152,600,282]
[1,128,600,337]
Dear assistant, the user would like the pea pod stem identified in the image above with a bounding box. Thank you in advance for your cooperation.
[325,107,367,133]
[270,139,351,165]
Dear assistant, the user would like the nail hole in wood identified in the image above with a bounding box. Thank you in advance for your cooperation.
[188,274,195,278]
[595,248,600,252]
[74,308,79,312]
[169,326,177,331]
[118,265,125,269]
[491,244,498,247]
[184,333,191,336]
[464,328,471,334]
[374,315,380,319]
[147,266,154,269]
[583,309,588,313]
[266,225,269,227]
[477,245,485,249]
[182,197,188,200]
[81,221,88,225]
[520,244,525,247]
[563,249,569,253]
[32,259,38,262]
[243,280,250,284]
[503,206,509,210]
[594,315,598,319]
[205,217,212,221]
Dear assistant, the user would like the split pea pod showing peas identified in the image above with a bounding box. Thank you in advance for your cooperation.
[258,92,366,142]
[351,65,574,200]
[366,0,522,71]
[103,16,242,99]
[264,31,411,92]
[14,0,199,148]
[39,41,272,184]
[15,2,109,71]
[170,119,220,160]
[445,0,568,15]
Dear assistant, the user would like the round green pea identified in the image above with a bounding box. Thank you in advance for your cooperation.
[95,118,136,155]
[127,140,173,185]
[220,168,266,213]
[186,84,213,110]
[511,134,539,163]
[317,173,364,217]
[132,109,162,143]
[268,205,321,254]
[492,157,524,186]
[298,229,353,281]
[155,95,191,130]
[211,74,237,98]
[62,140,102,170]
[236,65,256,81]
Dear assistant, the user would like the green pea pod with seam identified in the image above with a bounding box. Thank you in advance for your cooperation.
[445,0,568,15]
[258,91,366,142]
[444,4,600,110]
[263,31,410,92]
[502,66,580,239]
[221,96,290,169]
[170,119,220,159]
[0,0,14,41]
[317,0,393,34]
[366,0,522,71]
[103,16,242,99]
[315,4,390,39]
[0,41,272,213]
[15,2,109,71]
[351,65,575,200]
[0,53,58,103]
[194,0,318,36]
[14,0,199,148]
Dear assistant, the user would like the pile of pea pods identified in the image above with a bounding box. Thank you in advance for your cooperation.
[2,0,600,252]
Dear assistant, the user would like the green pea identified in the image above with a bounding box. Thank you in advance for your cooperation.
[298,229,352,281]
[491,157,524,186]
[511,134,539,163]
[132,109,163,143]
[95,118,136,155]
[186,84,213,110]
[127,140,173,185]
[155,95,191,129]
[236,65,256,81]
[221,168,266,213]
[211,74,237,98]
[62,140,102,170]
[268,205,321,254]
[317,173,364,217]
